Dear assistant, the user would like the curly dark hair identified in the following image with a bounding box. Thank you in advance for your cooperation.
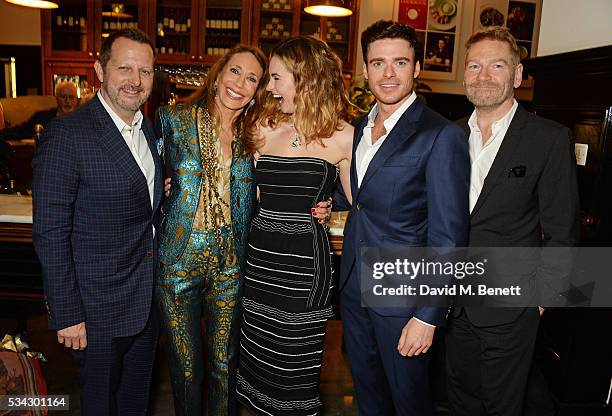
[361,20,423,67]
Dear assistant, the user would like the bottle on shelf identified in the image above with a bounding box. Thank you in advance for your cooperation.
[0,170,15,195]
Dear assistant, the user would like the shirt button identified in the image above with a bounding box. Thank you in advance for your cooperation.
[146,251,153,258]
[357,203,363,210]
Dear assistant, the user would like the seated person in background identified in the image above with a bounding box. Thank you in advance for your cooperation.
[2,82,79,138]
[53,81,80,117]
[33,81,80,125]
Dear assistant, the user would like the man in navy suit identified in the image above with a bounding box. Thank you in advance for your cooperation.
[33,29,163,415]
[336,21,470,415]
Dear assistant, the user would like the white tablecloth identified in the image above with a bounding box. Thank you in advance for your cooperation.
[0,194,33,223]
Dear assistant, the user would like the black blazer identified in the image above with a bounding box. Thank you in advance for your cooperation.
[460,104,580,326]
[32,96,164,337]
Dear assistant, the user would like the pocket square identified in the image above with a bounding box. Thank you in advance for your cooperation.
[156,137,164,156]
[508,165,526,177]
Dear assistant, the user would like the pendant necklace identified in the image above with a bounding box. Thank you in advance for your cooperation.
[290,124,302,148]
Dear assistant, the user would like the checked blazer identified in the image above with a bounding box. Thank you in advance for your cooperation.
[32,95,164,338]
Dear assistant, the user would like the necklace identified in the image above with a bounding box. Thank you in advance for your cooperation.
[291,132,302,148]
[196,105,234,265]
[290,125,302,148]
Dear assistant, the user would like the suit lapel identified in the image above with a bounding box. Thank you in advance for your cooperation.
[355,100,423,198]
[142,117,164,213]
[90,96,152,213]
[470,105,528,217]
[350,117,367,200]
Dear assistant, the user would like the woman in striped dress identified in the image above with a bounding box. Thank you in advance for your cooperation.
[236,36,354,415]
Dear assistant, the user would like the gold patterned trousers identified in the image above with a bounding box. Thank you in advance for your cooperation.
[156,226,241,416]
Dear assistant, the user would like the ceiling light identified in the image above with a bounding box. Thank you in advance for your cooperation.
[5,0,59,9]
[304,0,353,17]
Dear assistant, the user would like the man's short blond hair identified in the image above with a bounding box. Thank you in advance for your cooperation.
[465,26,521,67]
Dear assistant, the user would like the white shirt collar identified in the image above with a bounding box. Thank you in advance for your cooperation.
[366,91,418,131]
[468,99,518,137]
[97,91,143,133]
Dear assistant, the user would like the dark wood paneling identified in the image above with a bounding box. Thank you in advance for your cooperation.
[524,45,612,245]
[522,46,612,408]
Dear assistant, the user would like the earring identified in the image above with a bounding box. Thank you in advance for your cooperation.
[244,99,255,116]
[213,81,218,95]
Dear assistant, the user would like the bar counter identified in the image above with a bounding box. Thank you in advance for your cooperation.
[0,194,33,243]
[0,194,346,251]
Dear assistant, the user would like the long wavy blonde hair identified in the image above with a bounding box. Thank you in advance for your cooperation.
[256,36,350,145]
[182,44,268,155]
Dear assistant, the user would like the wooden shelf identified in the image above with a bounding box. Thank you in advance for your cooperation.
[157,3,192,9]
[207,6,243,10]
[160,31,191,36]
[52,28,87,34]
[42,0,359,95]
[259,36,290,41]
[260,8,294,14]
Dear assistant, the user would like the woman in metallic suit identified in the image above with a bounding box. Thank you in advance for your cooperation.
[155,45,267,416]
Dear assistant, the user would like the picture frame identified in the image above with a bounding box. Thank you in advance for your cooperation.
[472,0,542,60]
[394,0,464,81]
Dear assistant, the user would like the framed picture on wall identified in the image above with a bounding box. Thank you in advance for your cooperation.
[395,0,464,80]
[473,0,542,61]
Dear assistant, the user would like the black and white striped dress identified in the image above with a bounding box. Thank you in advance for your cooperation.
[236,155,337,416]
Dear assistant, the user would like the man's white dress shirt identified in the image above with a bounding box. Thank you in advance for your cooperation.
[355,92,418,187]
[97,91,155,209]
[468,99,518,212]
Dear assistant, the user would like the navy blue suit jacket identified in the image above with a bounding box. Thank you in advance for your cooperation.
[338,98,470,326]
[32,96,164,338]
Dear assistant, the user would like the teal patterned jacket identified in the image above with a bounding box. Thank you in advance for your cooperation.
[155,103,257,272]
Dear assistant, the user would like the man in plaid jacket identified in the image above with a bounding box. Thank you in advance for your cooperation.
[32,29,164,415]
